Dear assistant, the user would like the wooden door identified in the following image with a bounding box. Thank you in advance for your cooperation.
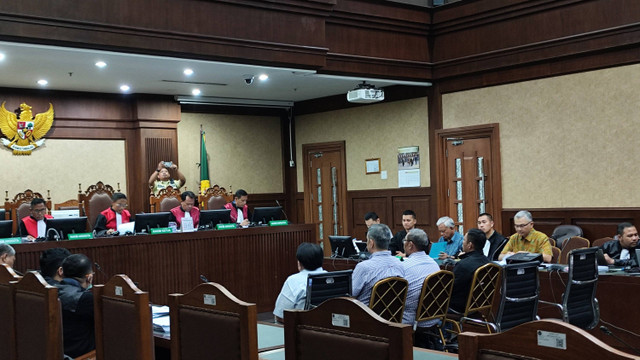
[436,124,502,234]
[303,141,348,256]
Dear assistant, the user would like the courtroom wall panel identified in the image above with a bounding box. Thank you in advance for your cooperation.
[0,139,127,209]
[295,97,429,191]
[442,63,640,209]
[178,112,283,194]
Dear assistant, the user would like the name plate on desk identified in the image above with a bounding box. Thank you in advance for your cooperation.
[269,220,289,227]
[0,237,22,244]
[68,233,93,240]
[150,227,173,235]
[216,223,237,230]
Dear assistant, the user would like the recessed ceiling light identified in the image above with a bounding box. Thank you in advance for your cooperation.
[37,79,48,86]
[183,68,194,76]
[192,88,201,96]
[95,61,107,68]
[120,85,130,92]
[0,53,5,62]
[258,74,269,81]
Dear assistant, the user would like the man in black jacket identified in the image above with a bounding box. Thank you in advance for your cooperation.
[601,222,639,267]
[477,213,507,261]
[449,228,490,313]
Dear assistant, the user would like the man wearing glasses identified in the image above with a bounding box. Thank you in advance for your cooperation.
[499,210,552,263]
[18,198,53,240]
[93,192,131,235]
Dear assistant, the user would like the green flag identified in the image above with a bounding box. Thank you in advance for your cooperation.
[200,127,210,194]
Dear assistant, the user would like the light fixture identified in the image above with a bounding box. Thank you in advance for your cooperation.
[183,68,194,76]
[120,84,130,92]
[176,96,293,109]
[191,88,201,96]
[95,61,107,68]
[37,79,48,86]
[0,53,5,61]
[258,74,269,81]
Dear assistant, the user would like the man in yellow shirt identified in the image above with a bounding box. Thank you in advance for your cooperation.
[499,210,552,263]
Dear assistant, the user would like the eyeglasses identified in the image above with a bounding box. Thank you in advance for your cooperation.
[514,222,532,229]
[32,208,47,213]
[114,203,128,208]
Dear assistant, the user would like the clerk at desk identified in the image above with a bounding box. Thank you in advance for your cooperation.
[224,189,251,227]
[18,198,53,240]
[601,222,639,267]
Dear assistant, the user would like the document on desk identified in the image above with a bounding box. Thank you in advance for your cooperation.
[257,323,284,350]
[428,242,447,259]
[152,315,170,333]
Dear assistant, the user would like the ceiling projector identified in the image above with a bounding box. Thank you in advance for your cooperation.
[347,82,384,103]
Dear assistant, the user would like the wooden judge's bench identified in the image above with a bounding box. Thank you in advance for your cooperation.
[12,224,314,313]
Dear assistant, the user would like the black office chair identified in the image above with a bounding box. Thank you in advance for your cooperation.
[541,247,599,330]
[550,225,583,249]
[304,270,353,310]
[492,261,540,332]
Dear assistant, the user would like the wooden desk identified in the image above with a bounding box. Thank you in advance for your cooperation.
[13,224,314,312]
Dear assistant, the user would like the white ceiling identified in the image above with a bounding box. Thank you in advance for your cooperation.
[0,41,431,104]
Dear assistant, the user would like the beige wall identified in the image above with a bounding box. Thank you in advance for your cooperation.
[178,112,283,194]
[0,139,127,207]
[443,63,640,208]
[296,97,430,191]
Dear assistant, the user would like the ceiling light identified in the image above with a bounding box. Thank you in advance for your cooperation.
[120,84,130,92]
[191,88,201,96]
[183,68,194,76]
[37,79,48,86]
[0,53,5,61]
[258,74,269,81]
[95,61,107,68]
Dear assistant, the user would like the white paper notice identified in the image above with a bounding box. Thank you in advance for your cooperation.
[398,169,420,187]
[181,217,195,232]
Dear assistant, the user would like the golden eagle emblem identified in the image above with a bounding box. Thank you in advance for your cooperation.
[0,102,54,155]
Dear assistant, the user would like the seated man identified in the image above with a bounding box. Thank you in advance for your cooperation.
[57,254,95,358]
[18,198,53,240]
[401,229,440,349]
[364,211,381,229]
[273,242,326,323]
[389,210,417,256]
[148,160,186,196]
[169,191,200,230]
[40,247,71,286]
[0,243,16,268]
[436,216,463,260]
[352,224,405,306]
[477,213,508,261]
[93,193,131,235]
[224,189,250,227]
[499,210,552,263]
[601,222,639,267]
[449,228,490,313]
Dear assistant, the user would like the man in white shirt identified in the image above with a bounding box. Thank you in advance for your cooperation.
[273,242,326,322]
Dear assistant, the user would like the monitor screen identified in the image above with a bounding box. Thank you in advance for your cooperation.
[329,235,357,258]
[199,209,232,230]
[47,217,88,240]
[251,206,284,225]
[0,209,6,221]
[0,220,12,238]
[134,212,171,233]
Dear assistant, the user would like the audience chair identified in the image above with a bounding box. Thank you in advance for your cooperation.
[591,237,613,248]
[414,270,454,348]
[169,282,258,360]
[78,181,118,231]
[369,276,409,323]
[4,189,51,236]
[0,264,20,360]
[458,319,637,360]
[551,246,561,264]
[490,261,540,332]
[284,297,413,360]
[548,237,556,247]
[199,185,233,210]
[94,274,155,360]
[559,236,590,265]
[11,271,64,360]
[304,269,352,310]
[540,247,600,330]
[447,263,502,334]
[550,225,583,249]
[149,186,181,213]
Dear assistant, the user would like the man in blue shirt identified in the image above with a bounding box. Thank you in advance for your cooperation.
[273,242,326,322]
[436,216,463,260]
[352,224,405,306]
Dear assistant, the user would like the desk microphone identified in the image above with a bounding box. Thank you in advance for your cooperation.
[600,326,640,356]
[94,262,109,280]
[200,275,210,283]
[275,200,288,221]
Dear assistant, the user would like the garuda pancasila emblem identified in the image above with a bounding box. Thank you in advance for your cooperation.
[0,102,54,155]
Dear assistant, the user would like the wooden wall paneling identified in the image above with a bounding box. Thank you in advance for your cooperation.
[350,195,388,241]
